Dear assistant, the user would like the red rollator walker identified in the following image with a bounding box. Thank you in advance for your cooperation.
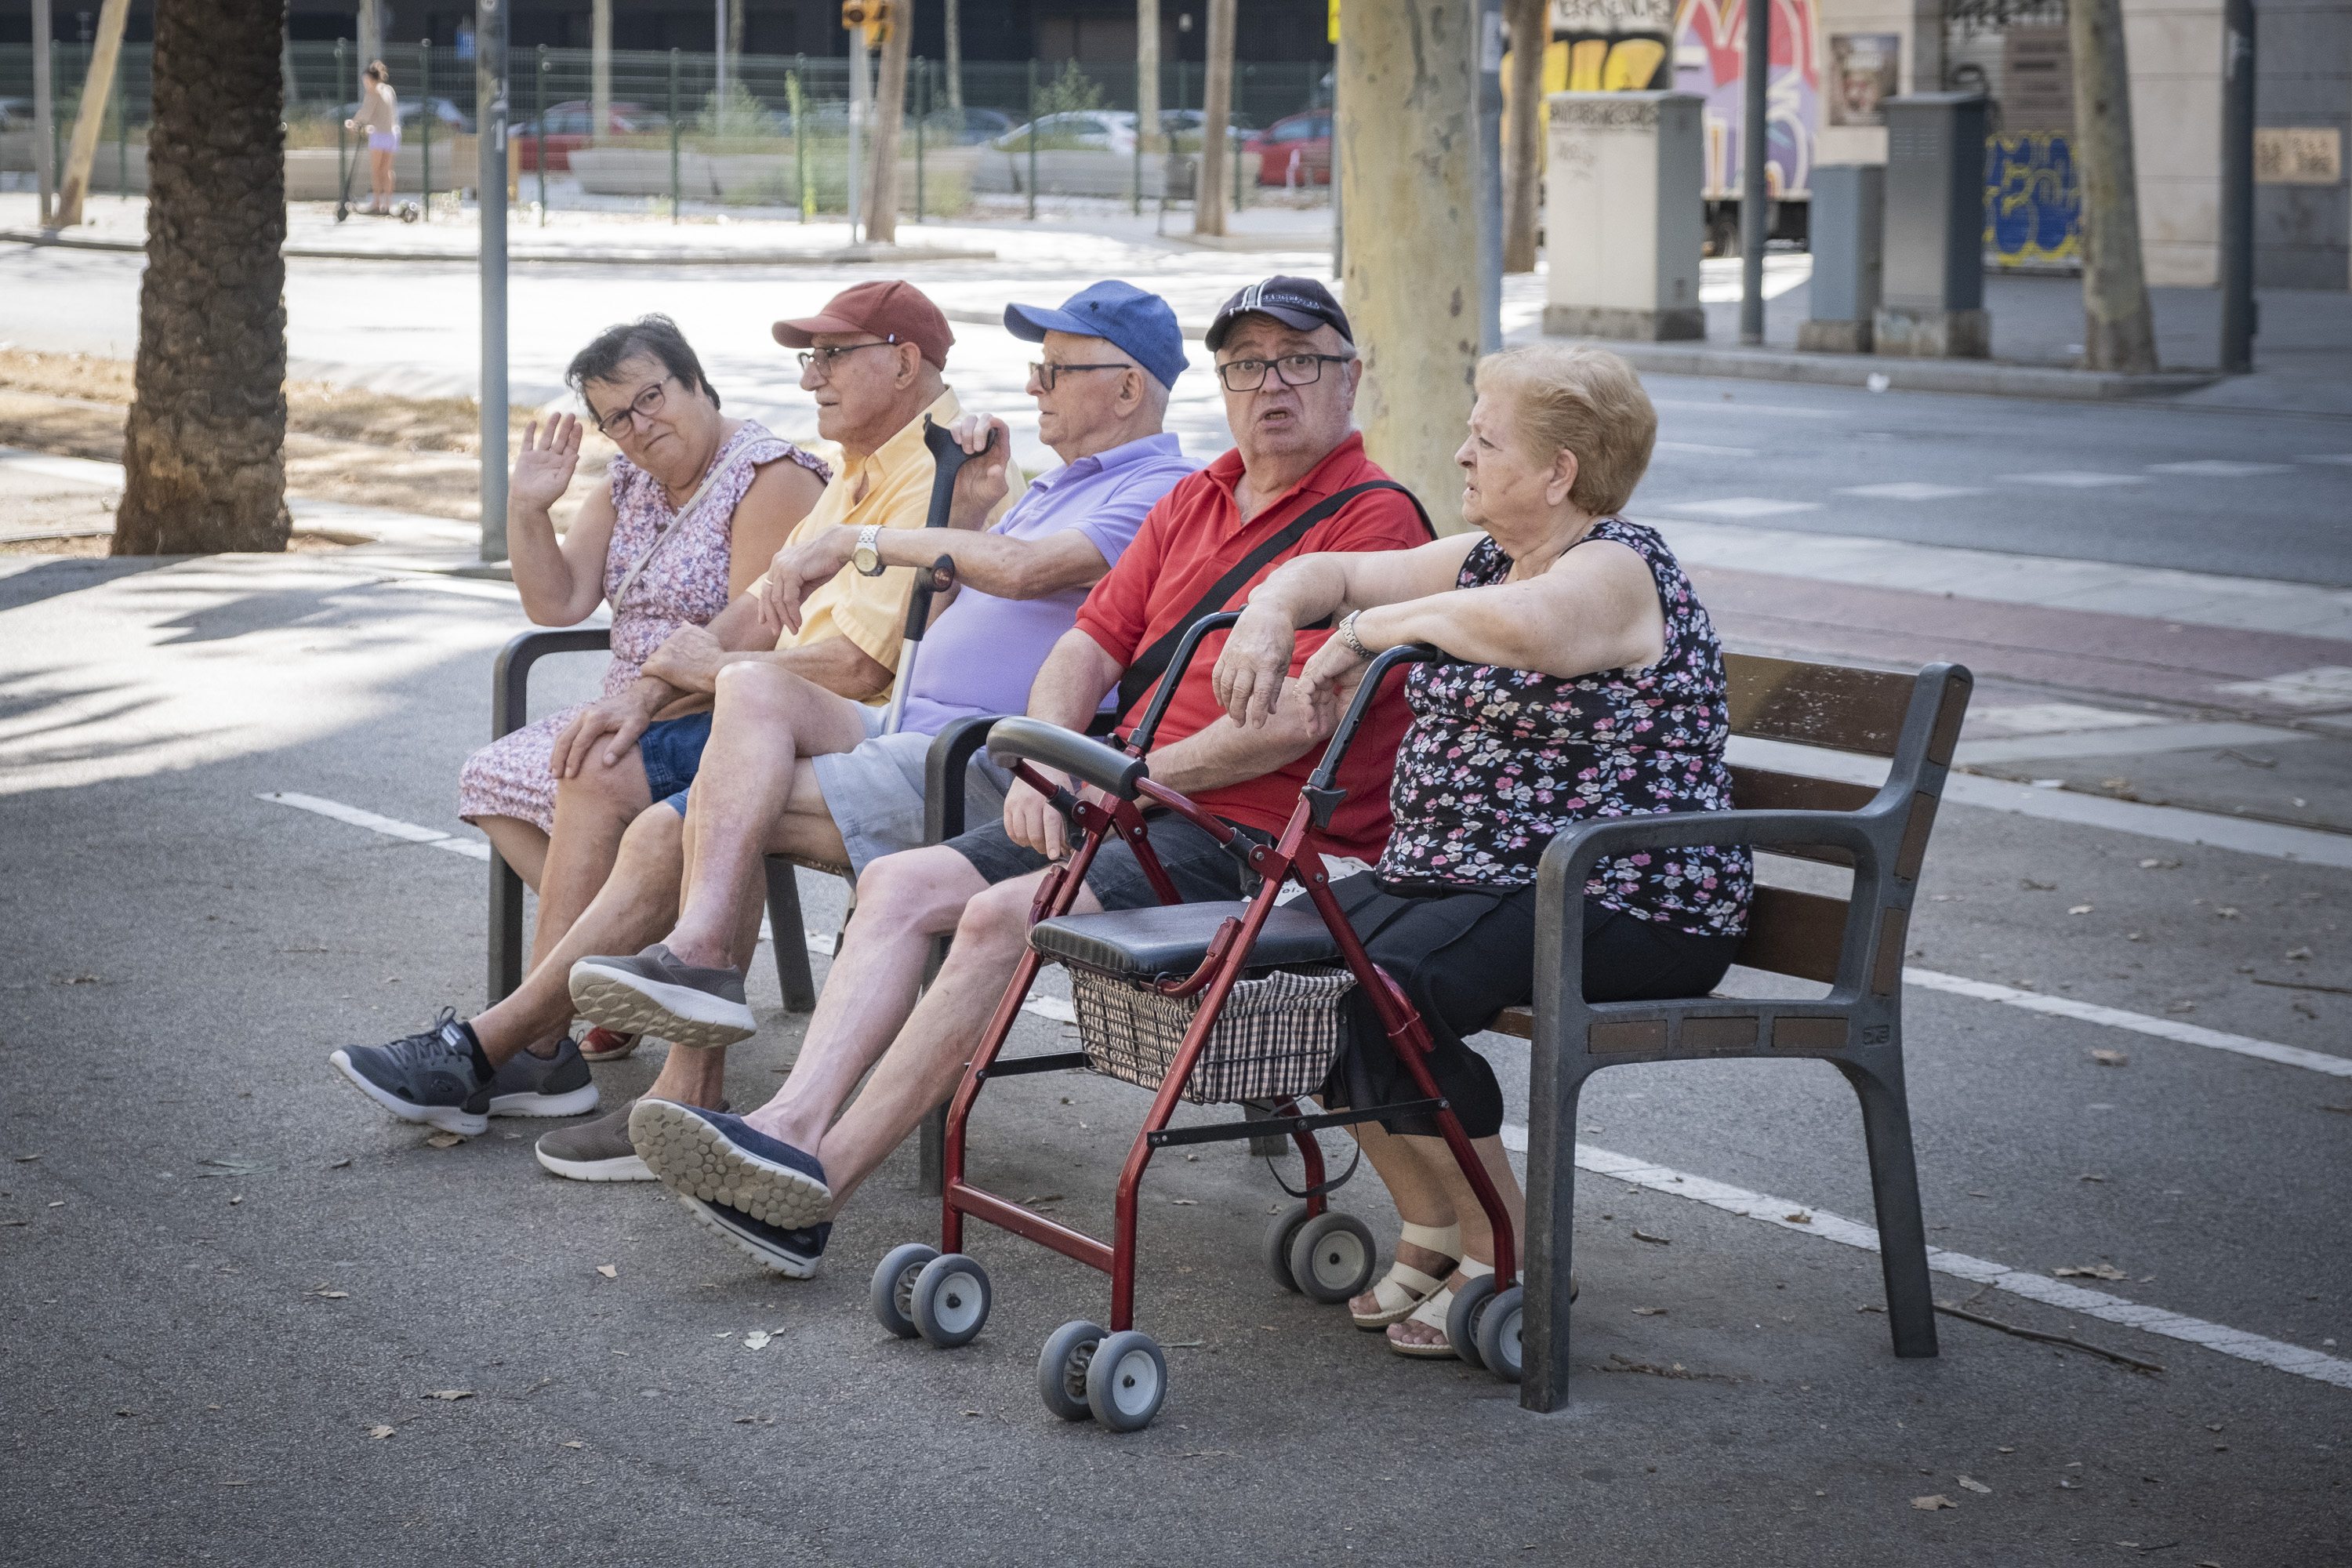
[868,613,1523,1432]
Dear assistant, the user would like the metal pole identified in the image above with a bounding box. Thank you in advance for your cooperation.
[33,1,53,224]
[420,38,433,222]
[1738,0,1769,344]
[848,31,867,241]
[1477,0,1504,352]
[2218,0,2256,374]
[479,0,510,563]
[335,38,348,220]
[535,44,547,223]
[915,57,927,221]
[715,0,728,107]
[668,47,681,223]
[113,31,125,200]
[789,66,810,221]
[1026,56,1038,222]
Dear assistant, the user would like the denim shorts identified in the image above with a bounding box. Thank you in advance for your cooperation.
[638,711,713,807]
[943,809,1269,913]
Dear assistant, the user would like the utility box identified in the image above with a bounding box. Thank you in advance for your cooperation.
[1543,91,1704,342]
[1875,93,1991,359]
[1799,164,1885,354]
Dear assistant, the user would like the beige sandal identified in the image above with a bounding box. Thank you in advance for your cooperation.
[1351,1221,1463,1330]
[1386,1258,1494,1359]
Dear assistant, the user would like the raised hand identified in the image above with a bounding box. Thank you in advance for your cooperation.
[510,414,583,514]
[945,415,1012,529]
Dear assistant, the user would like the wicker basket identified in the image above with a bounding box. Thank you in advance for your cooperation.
[1068,964,1357,1105]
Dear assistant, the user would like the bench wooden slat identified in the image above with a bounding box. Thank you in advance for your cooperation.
[1733,884,1849,985]
[1726,764,1877,815]
[1726,652,1915,759]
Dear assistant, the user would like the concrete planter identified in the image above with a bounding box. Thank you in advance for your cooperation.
[969,148,1259,201]
[285,138,478,201]
[0,132,148,193]
[572,143,975,213]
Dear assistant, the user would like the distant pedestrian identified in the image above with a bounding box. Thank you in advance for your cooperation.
[345,61,399,215]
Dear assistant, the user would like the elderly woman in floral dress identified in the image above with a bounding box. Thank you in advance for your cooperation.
[1216,342,1751,1360]
[458,315,827,1060]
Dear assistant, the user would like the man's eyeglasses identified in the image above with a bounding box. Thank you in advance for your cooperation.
[1029,361,1134,391]
[1215,352,1353,394]
[797,338,901,374]
[590,376,677,439]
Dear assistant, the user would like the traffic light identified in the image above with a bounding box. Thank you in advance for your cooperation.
[841,0,891,45]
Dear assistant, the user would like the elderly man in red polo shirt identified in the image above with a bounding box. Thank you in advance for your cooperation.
[619,276,1432,1278]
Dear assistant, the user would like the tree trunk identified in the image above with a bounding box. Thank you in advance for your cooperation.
[863,12,913,244]
[1340,0,1480,524]
[1194,0,1235,236]
[1136,0,1161,154]
[1501,0,1544,272]
[2068,0,2158,372]
[943,0,963,113]
[116,0,289,555]
[591,0,612,143]
[54,0,132,227]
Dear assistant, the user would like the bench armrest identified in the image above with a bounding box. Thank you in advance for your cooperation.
[492,626,612,742]
[924,713,1002,844]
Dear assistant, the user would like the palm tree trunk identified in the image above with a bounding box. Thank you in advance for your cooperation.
[115,0,290,554]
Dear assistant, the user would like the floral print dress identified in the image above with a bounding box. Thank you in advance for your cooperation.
[1372,520,1751,938]
[456,421,827,833]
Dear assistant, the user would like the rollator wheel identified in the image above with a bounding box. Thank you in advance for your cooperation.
[1084,1330,1167,1432]
[869,1243,938,1339]
[1262,1200,1313,1292]
[1446,1272,1499,1370]
[1475,1284,1525,1384]
[1287,1211,1377,1305]
[909,1253,993,1348]
[1036,1319,1105,1423]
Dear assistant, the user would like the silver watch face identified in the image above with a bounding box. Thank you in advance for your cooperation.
[854,542,881,575]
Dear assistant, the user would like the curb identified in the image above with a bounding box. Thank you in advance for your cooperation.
[1553,336,2219,401]
[0,227,997,267]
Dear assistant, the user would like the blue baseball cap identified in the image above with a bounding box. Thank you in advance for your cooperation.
[1004,281,1188,390]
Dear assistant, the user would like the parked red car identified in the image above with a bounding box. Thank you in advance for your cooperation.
[511,101,669,172]
[1245,111,1330,187]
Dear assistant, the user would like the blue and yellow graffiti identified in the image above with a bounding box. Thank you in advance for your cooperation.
[1984,132,2081,267]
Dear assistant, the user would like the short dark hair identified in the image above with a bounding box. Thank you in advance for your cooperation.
[566,314,721,417]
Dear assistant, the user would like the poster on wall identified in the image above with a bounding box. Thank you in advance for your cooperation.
[1827,32,1900,126]
[1674,0,1820,201]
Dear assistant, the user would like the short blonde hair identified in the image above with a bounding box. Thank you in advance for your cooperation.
[1473,343,1657,517]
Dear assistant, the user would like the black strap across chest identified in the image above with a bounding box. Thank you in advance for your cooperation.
[1114,479,1432,721]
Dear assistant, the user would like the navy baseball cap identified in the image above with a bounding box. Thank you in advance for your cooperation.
[1004,281,1188,389]
[1205,275,1353,350]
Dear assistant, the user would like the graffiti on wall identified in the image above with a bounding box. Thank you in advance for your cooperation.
[1984,131,2081,267]
[1672,0,1819,200]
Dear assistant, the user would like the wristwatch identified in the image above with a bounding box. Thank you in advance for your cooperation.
[1335,610,1374,662]
[851,524,886,577]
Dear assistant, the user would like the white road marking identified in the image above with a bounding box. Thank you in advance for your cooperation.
[2147,459,2294,478]
[1491,1131,2352,1392]
[1905,967,2352,1078]
[1655,440,1759,458]
[1837,481,1987,502]
[2005,470,2148,488]
[2216,666,2352,710]
[1652,398,1842,419]
[1653,496,1824,520]
[2301,454,2352,466]
[260,791,490,861]
[1966,702,2167,738]
[1727,735,2352,869]
[1953,719,2318,766]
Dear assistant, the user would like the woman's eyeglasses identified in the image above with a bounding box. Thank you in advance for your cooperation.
[1214,352,1353,394]
[1029,361,1133,391]
[797,339,901,374]
[590,376,678,438]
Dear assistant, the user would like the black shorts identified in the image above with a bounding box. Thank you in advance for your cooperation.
[942,809,1269,913]
[1323,874,1743,1140]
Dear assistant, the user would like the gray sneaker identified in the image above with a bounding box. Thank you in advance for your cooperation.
[535,1095,731,1182]
[485,1036,600,1120]
[330,1010,492,1137]
[569,943,757,1048]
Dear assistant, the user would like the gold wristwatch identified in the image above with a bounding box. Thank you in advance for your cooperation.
[851,524,886,576]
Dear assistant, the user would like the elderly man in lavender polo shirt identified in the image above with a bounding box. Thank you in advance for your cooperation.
[544,281,1198,1189]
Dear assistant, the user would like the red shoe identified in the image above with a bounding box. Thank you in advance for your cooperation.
[578,1027,641,1062]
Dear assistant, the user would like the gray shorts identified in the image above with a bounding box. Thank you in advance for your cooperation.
[808,706,1013,880]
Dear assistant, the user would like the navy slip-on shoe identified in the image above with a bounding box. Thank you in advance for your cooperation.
[628,1100,831,1231]
[680,1199,833,1279]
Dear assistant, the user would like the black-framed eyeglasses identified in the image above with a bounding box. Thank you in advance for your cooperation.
[590,375,678,439]
[1029,361,1133,391]
[797,338,901,375]
[1215,352,1353,393]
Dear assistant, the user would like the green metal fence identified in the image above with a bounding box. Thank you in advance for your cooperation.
[0,43,1329,218]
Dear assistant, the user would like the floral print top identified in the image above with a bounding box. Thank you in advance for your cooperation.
[1372,519,1751,937]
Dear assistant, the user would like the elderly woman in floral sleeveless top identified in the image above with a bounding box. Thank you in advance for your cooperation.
[1214,343,1751,1359]
[459,316,827,1052]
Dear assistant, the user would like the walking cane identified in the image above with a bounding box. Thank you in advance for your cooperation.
[882,416,979,736]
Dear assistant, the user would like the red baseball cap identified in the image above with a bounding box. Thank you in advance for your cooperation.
[772,280,954,369]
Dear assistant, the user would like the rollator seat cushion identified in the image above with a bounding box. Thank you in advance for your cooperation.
[1031,899,1342,979]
